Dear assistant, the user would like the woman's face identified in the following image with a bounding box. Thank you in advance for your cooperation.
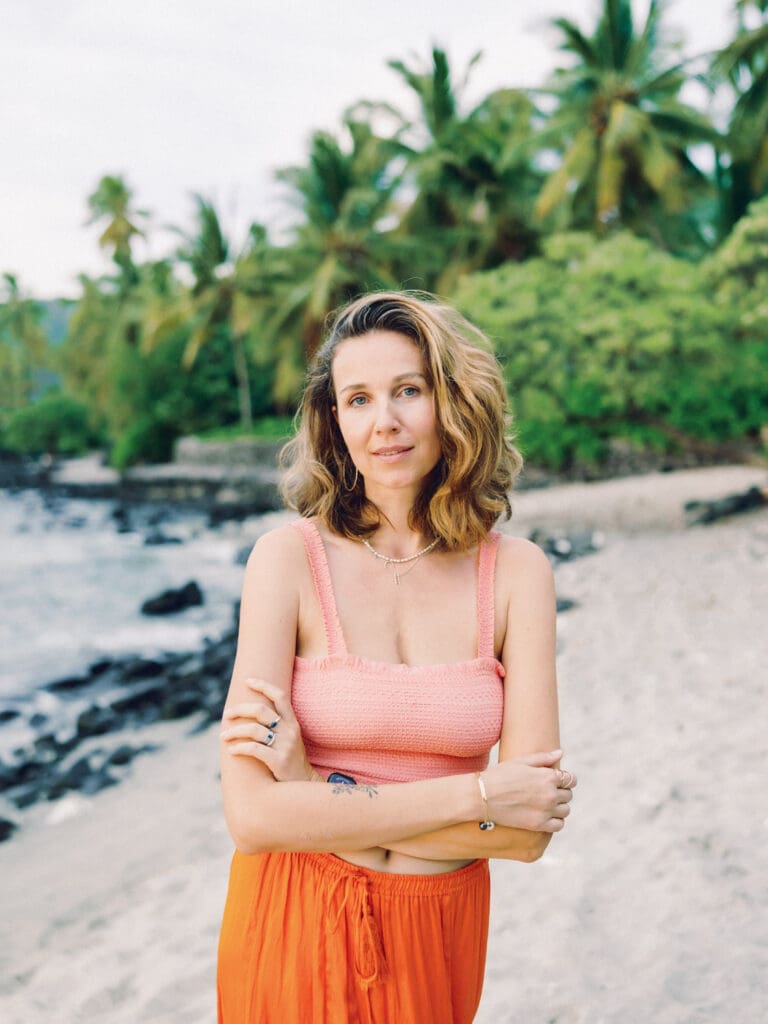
[331,330,442,503]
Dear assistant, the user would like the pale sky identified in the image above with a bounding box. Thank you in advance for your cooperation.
[2,0,737,298]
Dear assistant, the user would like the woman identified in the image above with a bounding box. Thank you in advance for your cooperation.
[217,292,575,1023]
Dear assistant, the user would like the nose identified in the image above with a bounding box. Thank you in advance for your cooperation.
[373,398,400,434]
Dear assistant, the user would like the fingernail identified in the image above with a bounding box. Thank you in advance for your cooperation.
[220,729,233,739]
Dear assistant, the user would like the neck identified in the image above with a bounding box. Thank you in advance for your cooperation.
[364,490,428,559]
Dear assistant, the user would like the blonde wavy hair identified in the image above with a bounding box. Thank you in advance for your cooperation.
[279,291,523,551]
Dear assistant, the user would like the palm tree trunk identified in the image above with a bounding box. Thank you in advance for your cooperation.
[232,334,253,430]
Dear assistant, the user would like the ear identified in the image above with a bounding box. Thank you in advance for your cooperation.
[331,404,338,424]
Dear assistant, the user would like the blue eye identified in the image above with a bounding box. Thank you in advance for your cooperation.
[400,386,420,397]
[349,395,367,407]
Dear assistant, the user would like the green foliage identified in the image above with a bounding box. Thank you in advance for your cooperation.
[712,3,768,231]
[110,415,177,469]
[10,15,768,475]
[452,231,767,470]
[536,0,717,252]
[105,324,273,469]
[0,274,50,417]
[272,118,405,361]
[708,193,768,290]
[2,393,97,455]
[706,193,768,366]
[386,50,542,288]
[197,416,295,442]
[86,175,146,291]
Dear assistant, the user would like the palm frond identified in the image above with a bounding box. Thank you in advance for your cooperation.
[602,0,635,71]
[714,23,768,77]
[535,127,596,220]
[431,47,458,135]
[552,17,599,69]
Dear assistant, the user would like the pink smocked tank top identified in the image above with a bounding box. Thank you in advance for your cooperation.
[290,519,505,785]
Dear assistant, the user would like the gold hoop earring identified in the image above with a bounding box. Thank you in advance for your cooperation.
[343,460,359,492]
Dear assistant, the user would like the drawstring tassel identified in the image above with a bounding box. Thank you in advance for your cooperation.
[327,870,388,988]
[355,883,388,988]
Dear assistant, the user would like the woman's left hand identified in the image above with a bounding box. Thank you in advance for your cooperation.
[220,677,322,782]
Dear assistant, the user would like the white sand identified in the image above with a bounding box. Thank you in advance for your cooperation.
[1,465,766,1023]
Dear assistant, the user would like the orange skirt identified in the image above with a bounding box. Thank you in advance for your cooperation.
[217,849,490,1023]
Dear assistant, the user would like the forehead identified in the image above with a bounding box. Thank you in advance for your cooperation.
[331,330,425,385]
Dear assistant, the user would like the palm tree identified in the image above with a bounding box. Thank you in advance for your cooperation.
[272,118,404,365]
[144,196,265,429]
[0,274,48,415]
[535,0,718,250]
[386,48,542,287]
[86,175,147,294]
[712,0,768,232]
[60,274,120,432]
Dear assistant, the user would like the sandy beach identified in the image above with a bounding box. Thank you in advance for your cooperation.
[1,464,766,1023]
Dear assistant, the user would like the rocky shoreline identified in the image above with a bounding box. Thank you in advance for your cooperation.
[0,614,238,843]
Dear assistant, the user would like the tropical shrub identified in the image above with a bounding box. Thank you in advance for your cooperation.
[105,325,274,469]
[2,393,97,456]
[452,231,767,470]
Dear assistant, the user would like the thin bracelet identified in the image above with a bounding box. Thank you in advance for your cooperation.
[476,772,496,831]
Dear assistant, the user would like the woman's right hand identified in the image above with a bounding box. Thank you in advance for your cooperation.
[482,750,576,833]
[221,677,323,783]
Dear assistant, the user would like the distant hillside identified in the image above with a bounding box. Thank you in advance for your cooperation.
[41,299,75,346]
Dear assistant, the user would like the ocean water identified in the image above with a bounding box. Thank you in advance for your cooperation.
[0,489,247,701]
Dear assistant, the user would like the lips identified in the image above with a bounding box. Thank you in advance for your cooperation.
[372,446,413,456]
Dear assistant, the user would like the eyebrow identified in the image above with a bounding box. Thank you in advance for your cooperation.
[338,372,428,396]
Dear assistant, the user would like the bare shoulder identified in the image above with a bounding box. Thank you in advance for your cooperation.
[495,534,555,612]
[242,520,308,592]
[496,534,554,581]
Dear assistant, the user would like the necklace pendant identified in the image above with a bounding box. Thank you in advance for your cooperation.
[394,569,400,585]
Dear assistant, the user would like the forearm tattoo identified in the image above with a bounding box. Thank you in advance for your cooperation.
[330,783,379,798]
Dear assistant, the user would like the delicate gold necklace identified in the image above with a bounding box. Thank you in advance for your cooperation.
[361,536,439,585]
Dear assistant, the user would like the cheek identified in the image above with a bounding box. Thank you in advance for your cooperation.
[420,405,440,441]
[417,407,442,458]
[335,409,363,449]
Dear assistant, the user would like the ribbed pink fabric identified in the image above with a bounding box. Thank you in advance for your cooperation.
[290,519,505,785]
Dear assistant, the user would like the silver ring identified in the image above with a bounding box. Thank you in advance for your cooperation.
[267,718,280,730]
[264,730,276,747]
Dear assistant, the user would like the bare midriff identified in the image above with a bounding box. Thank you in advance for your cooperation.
[333,848,475,875]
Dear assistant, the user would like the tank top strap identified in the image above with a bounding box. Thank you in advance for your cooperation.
[292,518,348,657]
[476,531,501,658]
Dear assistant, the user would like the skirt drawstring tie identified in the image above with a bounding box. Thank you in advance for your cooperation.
[327,869,388,988]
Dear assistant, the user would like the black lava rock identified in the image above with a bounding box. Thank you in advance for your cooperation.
[144,530,183,546]
[107,743,158,767]
[88,658,114,677]
[141,581,204,616]
[122,658,165,681]
[77,705,120,739]
[0,817,18,842]
[684,485,767,525]
[47,674,90,692]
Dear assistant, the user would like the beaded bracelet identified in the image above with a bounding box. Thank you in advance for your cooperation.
[476,772,495,831]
